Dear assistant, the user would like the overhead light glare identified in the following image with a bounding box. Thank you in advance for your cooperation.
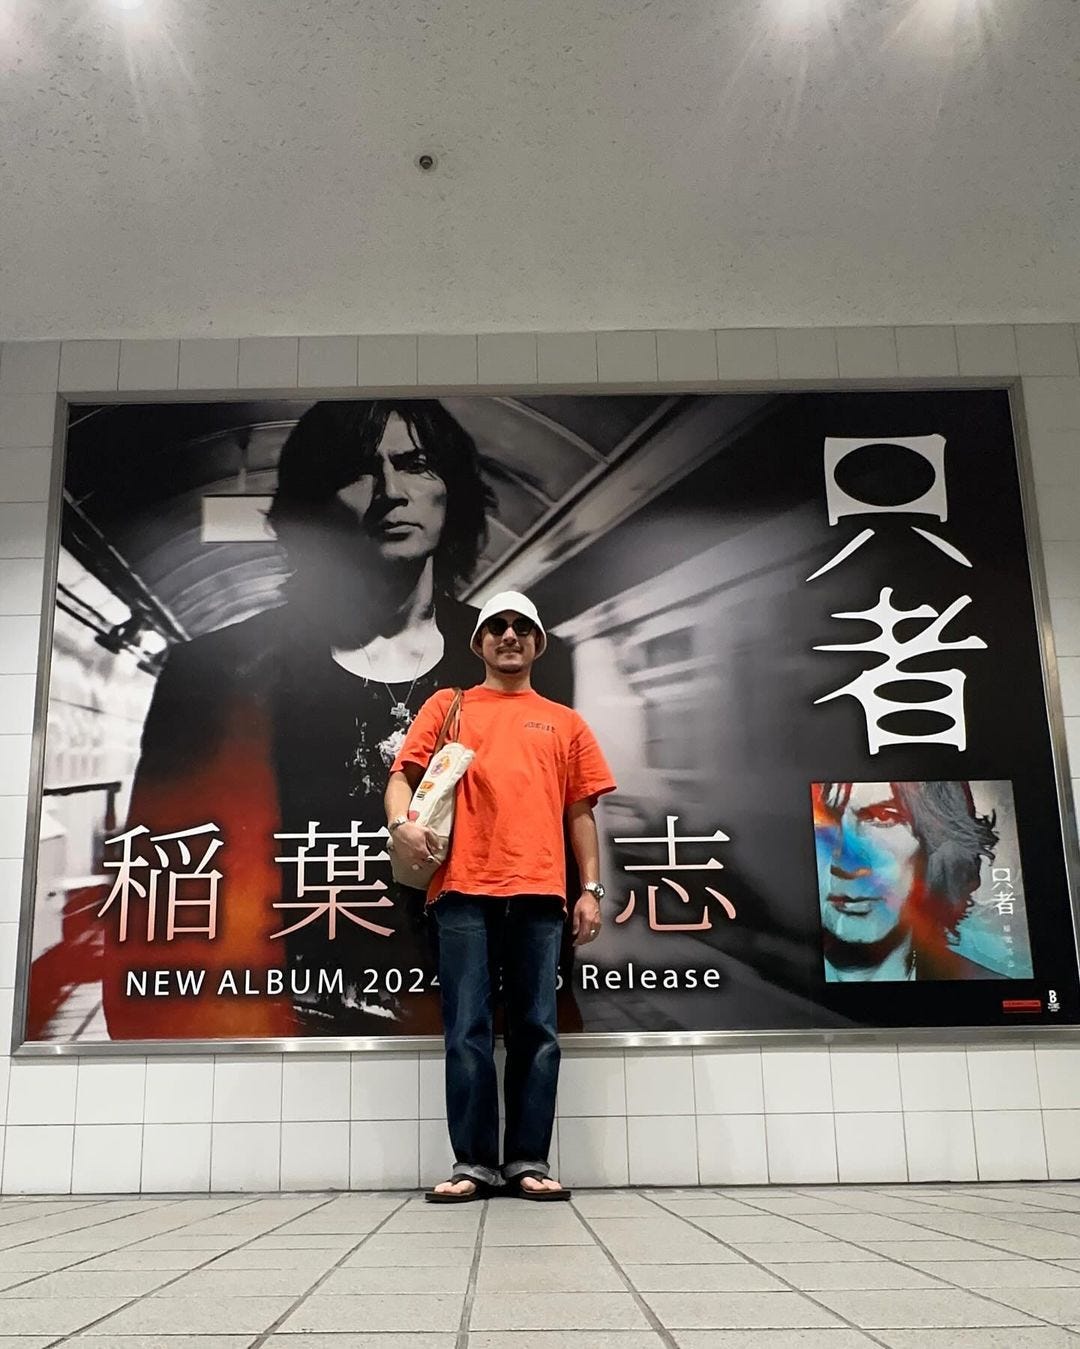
[896,0,999,38]
[770,0,843,35]
[112,0,145,10]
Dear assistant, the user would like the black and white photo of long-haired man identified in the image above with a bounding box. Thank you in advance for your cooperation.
[113,400,574,1035]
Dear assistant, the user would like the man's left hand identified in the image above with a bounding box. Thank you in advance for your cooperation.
[573,892,602,946]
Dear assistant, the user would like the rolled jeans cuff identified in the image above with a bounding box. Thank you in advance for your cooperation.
[451,1163,503,1187]
[502,1159,551,1181]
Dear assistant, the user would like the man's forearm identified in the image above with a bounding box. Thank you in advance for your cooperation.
[567,801,600,887]
[384,768,420,823]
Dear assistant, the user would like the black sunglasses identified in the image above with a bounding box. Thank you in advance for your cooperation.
[484,616,537,639]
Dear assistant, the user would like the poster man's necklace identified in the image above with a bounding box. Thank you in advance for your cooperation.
[363,636,432,767]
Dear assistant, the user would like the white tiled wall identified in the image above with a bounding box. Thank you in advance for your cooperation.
[1,323,1080,1193]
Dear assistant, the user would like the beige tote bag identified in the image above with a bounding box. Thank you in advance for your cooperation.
[388,689,474,888]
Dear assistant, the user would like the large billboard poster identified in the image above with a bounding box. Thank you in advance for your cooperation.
[16,389,1080,1047]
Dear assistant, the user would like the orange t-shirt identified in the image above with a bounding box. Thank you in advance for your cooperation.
[391,685,616,903]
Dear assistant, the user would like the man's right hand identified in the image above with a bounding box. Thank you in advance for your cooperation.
[392,820,441,871]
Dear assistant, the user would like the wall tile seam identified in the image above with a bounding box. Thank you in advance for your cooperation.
[763,1113,840,1184]
[0,345,62,395]
[622,1048,631,1186]
[238,337,301,390]
[829,1042,902,1114]
[831,1096,847,1181]
[119,339,182,392]
[684,1047,702,1186]
[777,326,841,379]
[3,325,1067,395]
[14,1104,1080,1126]
[948,324,962,372]
[72,1055,148,1125]
[595,330,661,384]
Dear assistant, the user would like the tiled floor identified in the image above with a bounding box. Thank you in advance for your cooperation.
[5,1186,1080,1346]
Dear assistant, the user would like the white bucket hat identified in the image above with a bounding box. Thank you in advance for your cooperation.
[470,590,547,656]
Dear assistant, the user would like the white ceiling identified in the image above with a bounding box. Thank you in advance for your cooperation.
[2,0,1078,340]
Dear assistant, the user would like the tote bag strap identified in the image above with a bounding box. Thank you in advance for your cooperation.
[432,688,463,756]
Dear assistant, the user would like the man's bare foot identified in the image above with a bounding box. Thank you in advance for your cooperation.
[519,1175,566,1194]
[432,1177,477,1197]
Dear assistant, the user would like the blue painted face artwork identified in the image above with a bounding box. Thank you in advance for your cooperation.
[815,782,922,945]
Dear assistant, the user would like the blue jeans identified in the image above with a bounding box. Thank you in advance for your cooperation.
[434,893,564,1187]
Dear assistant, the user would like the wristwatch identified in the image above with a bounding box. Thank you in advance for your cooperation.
[387,816,410,834]
[583,881,605,900]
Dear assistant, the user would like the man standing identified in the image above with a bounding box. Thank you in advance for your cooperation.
[385,590,615,1201]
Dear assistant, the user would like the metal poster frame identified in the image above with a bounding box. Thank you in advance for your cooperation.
[12,375,1080,1056]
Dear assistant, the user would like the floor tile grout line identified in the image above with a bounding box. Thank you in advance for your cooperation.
[991,1192,1080,1213]
[696,1180,1080,1255]
[970,1211,1080,1279]
[0,1200,178,1251]
[0,1194,265,1293]
[0,1193,215,1256]
[733,1192,1080,1284]
[455,1191,489,1349]
[661,1182,1080,1276]
[10,1183,1080,1341]
[637,1190,896,1349]
[44,1192,370,1345]
[646,1188,1080,1337]
[955,1200,1080,1267]
[667,1184,1041,1225]
[722,1181,1019,1214]
[657,1181,900,1224]
[896,1240,1080,1331]
[691,1175,1080,1215]
[892,1199,1080,1253]
[31,1197,281,1347]
[646,1183,982,1251]
[891,1183,1080,1217]
[40,1192,342,1347]
[246,1191,417,1348]
[0,1199,103,1232]
[794,1265,1069,1337]
[0,1195,170,1235]
[795,1270,1075,1336]
[569,1198,681,1349]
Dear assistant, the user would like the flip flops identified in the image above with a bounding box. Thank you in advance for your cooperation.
[425,1178,491,1203]
[424,1172,573,1202]
[509,1170,572,1201]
